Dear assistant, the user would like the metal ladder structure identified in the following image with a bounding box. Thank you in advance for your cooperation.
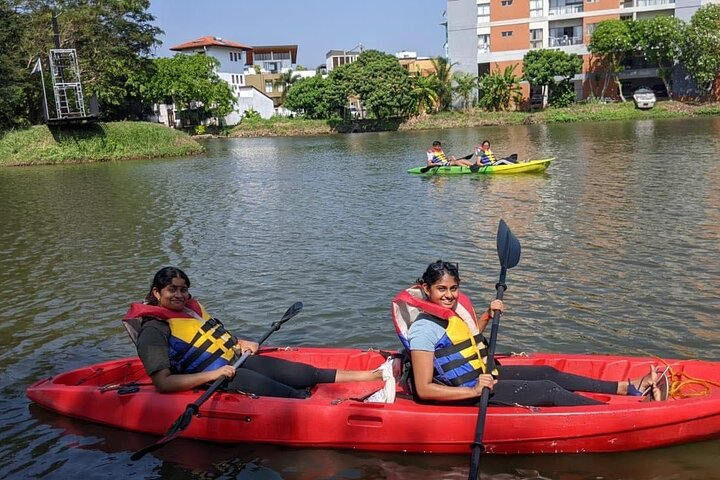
[48,48,87,119]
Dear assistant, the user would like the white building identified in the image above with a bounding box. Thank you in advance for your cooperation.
[169,36,275,124]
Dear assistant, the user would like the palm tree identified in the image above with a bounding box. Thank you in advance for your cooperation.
[273,69,301,104]
[452,72,479,111]
[411,74,440,114]
[430,56,456,111]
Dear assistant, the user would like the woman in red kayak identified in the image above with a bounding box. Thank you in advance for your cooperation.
[125,267,384,398]
[392,260,669,406]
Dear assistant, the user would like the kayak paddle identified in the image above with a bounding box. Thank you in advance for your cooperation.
[131,301,304,461]
[419,153,474,174]
[467,220,521,480]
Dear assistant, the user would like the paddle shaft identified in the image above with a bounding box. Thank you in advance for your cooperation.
[131,301,302,461]
[467,271,507,479]
[420,153,474,173]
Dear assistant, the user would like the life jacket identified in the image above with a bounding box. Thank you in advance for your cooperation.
[428,148,449,165]
[476,147,496,165]
[123,299,238,374]
[392,286,491,388]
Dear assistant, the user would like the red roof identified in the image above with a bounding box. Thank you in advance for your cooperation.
[170,36,252,51]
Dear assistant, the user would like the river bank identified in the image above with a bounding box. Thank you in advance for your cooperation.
[228,100,720,138]
[0,122,203,167]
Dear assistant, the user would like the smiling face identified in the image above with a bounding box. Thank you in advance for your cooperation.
[422,272,460,309]
[152,276,190,311]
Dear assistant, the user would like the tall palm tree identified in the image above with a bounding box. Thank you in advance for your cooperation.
[452,72,479,111]
[411,74,440,114]
[430,56,456,111]
[273,69,301,104]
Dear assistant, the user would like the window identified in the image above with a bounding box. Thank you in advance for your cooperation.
[477,4,490,23]
[265,80,273,93]
[586,23,597,35]
[501,0,513,5]
[478,34,490,52]
[530,0,543,16]
[530,28,543,48]
[501,30,513,37]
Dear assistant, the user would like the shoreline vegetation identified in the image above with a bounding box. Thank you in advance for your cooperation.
[2,101,719,166]
[0,122,204,167]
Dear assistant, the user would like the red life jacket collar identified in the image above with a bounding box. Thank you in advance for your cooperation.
[123,298,203,321]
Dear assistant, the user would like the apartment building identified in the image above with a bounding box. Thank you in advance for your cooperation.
[446,0,715,102]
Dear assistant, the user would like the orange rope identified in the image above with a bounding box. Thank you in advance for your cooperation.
[654,358,720,400]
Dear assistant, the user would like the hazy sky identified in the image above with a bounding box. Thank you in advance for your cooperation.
[148,0,448,68]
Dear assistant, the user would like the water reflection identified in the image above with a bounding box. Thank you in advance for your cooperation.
[2,116,720,479]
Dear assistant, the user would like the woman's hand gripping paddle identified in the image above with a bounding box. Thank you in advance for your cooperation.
[131,301,303,461]
[467,220,521,479]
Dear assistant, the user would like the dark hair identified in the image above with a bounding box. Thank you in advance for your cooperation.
[432,140,442,147]
[144,266,191,305]
[482,140,490,147]
[417,260,461,286]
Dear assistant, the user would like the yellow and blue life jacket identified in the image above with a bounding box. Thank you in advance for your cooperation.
[392,286,491,388]
[123,299,238,374]
[476,147,496,165]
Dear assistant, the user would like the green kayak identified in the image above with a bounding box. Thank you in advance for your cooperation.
[408,157,554,175]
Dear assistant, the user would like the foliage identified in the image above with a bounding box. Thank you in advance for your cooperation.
[410,74,440,114]
[430,56,455,111]
[332,49,415,119]
[242,108,261,121]
[478,64,522,112]
[633,16,685,98]
[0,1,30,130]
[283,75,330,119]
[452,72,478,111]
[522,49,582,107]
[273,69,301,104]
[682,4,720,96]
[0,121,203,165]
[143,54,235,123]
[7,0,162,122]
[588,19,634,101]
[194,124,207,135]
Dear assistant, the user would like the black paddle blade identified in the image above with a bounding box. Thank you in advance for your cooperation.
[470,164,481,173]
[130,406,196,460]
[420,165,437,174]
[279,301,303,324]
[496,219,521,269]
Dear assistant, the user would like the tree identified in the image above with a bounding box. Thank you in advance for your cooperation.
[522,49,582,108]
[682,4,720,97]
[430,56,455,111]
[143,54,235,124]
[452,72,478,111]
[588,19,634,101]
[478,64,522,112]
[0,1,30,130]
[273,69,301,104]
[633,16,685,98]
[410,74,440,115]
[13,0,162,121]
[330,50,415,120]
[283,75,330,119]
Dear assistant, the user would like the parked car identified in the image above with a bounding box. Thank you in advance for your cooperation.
[633,87,656,110]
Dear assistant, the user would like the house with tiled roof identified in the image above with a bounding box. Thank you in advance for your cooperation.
[169,35,275,124]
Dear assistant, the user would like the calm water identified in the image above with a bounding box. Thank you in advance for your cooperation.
[1,117,719,479]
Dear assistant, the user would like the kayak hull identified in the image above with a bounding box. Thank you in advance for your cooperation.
[26,348,720,454]
[407,158,554,175]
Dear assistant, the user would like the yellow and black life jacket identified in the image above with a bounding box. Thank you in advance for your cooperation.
[392,286,491,388]
[123,299,238,374]
[429,149,450,165]
[476,147,496,165]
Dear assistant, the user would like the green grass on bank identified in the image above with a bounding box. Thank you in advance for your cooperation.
[0,121,204,166]
[228,100,720,137]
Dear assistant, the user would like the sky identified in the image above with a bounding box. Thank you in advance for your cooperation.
[148,0,448,68]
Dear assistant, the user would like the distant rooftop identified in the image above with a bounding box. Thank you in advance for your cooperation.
[170,36,252,51]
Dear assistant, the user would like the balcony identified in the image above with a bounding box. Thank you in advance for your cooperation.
[621,0,675,7]
[548,4,583,15]
[549,36,583,47]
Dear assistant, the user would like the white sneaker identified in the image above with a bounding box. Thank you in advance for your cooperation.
[366,357,397,403]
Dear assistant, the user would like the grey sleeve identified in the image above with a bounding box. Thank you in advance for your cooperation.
[408,318,444,352]
[136,320,172,376]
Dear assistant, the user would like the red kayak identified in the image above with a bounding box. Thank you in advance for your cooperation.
[26,347,720,454]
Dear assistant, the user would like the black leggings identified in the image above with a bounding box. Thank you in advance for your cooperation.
[226,355,336,398]
[489,365,618,406]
